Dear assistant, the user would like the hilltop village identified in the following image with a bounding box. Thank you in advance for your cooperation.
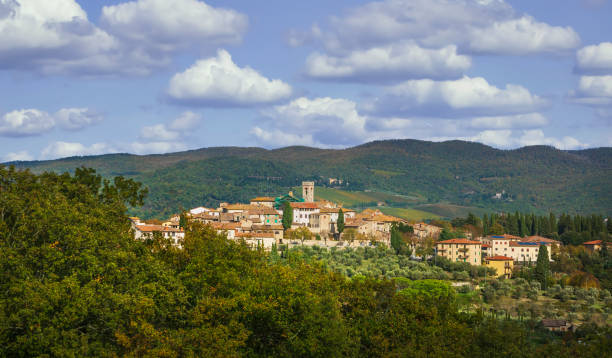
[125,181,599,278]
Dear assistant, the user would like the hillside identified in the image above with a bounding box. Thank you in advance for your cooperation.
[4,139,611,218]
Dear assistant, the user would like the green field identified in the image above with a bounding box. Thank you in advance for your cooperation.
[377,207,442,221]
[304,187,420,208]
[414,203,492,218]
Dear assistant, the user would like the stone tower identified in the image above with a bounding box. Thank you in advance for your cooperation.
[302,181,314,202]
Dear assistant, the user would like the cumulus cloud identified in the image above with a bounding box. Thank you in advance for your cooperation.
[467,16,580,55]
[167,49,292,106]
[456,129,585,149]
[0,107,102,137]
[253,97,368,147]
[2,150,33,162]
[576,42,612,75]
[366,76,548,118]
[100,0,247,54]
[140,111,201,141]
[569,75,612,106]
[0,0,247,76]
[304,42,470,82]
[468,113,548,129]
[129,141,187,155]
[41,141,114,159]
[296,0,579,56]
[54,108,103,130]
[0,109,55,136]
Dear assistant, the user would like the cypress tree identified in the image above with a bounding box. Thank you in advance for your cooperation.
[282,201,293,230]
[337,209,345,234]
[534,245,550,290]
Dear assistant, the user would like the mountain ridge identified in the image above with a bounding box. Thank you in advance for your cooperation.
[4,139,611,218]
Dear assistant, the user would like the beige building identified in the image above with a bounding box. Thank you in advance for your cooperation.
[302,181,315,202]
[308,212,331,236]
[483,255,514,279]
[413,222,442,239]
[250,197,276,208]
[436,239,482,265]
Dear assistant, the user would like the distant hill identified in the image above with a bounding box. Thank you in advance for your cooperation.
[4,139,611,218]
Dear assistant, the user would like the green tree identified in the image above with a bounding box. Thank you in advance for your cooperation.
[337,208,345,234]
[179,211,188,229]
[282,201,293,230]
[534,245,551,290]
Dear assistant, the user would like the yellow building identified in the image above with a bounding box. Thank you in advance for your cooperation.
[483,255,514,279]
[436,239,482,265]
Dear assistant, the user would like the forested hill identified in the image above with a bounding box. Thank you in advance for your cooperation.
[4,139,612,218]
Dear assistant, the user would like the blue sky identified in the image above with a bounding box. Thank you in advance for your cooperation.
[0,0,611,161]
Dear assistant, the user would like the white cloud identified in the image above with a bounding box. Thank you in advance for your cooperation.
[54,108,102,130]
[468,16,580,55]
[576,42,612,75]
[41,141,114,159]
[2,150,33,162]
[298,0,579,56]
[140,111,202,141]
[0,0,247,76]
[167,49,292,106]
[251,127,316,147]
[466,129,585,149]
[129,141,187,155]
[367,76,548,118]
[0,107,102,137]
[569,75,612,106]
[254,97,368,147]
[469,113,548,129]
[100,0,247,54]
[0,109,55,136]
[304,42,470,82]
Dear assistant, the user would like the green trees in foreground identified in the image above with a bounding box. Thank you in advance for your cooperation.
[0,166,610,357]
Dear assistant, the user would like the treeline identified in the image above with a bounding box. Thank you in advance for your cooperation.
[1,166,610,356]
[452,212,611,245]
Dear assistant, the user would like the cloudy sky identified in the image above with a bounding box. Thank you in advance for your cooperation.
[1,0,611,161]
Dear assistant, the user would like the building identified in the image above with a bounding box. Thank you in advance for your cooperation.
[484,256,514,279]
[583,240,602,252]
[413,222,442,239]
[436,239,482,265]
[234,232,277,250]
[481,234,522,257]
[302,181,314,202]
[291,202,320,225]
[308,212,331,236]
[541,319,574,332]
[132,224,185,247]
[250,197,276,208]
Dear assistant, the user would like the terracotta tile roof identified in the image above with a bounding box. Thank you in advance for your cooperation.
[486,255,513,261]
[582,240,602,245]
[488,234,522,240]
[541,319,568,328]
[135,225,183,233]
[225,204,260,211]
[250,196,276,202]
[235,232,276,238]
[290,202,319,209]
[509,241,540,247]
[524,236,560,244]
[482,244,491,248]
[210,222,241,230]
[247,207,280,215]
[252,224,284,230]
[437,239,482,245]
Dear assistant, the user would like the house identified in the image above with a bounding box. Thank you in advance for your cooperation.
[308,212,331,235]
[582,240,602,252]
[291,202,320,225]
[133,224,185,247]
[250,197,276,208]
[436,239,482,265]
[541,319,574,332]
[481,234,522,257]
[189,206,216,215]
[413,222,442,239]
[245,206,281,225]
[234,232,277,250]
[209,222,242,239]
[484,256,514,279]
[251,224,284,240]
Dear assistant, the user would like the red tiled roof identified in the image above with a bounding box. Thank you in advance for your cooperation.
[524,236,560,244]
[583,240,602,245]
[437,239,481,245]
[250,197,276,202]
[487,255,513,261]
[135,225,183,233]
[290,202,319,209]
[482,244,491,248]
